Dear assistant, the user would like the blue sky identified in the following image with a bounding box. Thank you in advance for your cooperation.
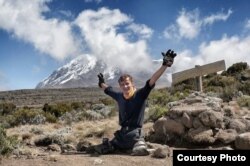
[0,0,250,91]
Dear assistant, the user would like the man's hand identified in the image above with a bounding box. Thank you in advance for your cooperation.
[97,73,105,88]
[162,49,177,67]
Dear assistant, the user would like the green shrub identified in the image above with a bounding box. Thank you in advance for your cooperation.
[170,91,189,101]
[224,62,248,76]
[147,105,168,122]
[99,97,115,106]
[172,78,196,92]
[11,108,42,126]
[219,86,238,102]
[207,75,236,87]
[238,82,250,95]
[71,102,85,110]
[237,96,250,109]
[42,103,72,117]
[43,112,57,123]
[0,115,16,128]
[148,89,171,106]
[0,103,16,115]
[0,125,19,156]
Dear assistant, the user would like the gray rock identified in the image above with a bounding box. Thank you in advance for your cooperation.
[156,117,185,136]
[198,110,224,128]
[186,127,215,145]
[152,147,167,158]
[228,119,247,133]
[184,97,203,105]
[193,117,204,129]
[171,106,210,117]
[214,129,237,144]
[61,144,76,152]
[235,132,250,149]
[48,144,61,152]
[181,112,193,128]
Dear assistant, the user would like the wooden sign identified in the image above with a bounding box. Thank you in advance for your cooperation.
[172,60,226,91]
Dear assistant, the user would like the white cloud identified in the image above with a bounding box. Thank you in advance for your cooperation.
[0,0,79,60]
[245,19,250,30]
[177,9,201,39]
[75,7,153,72]
[203,9,233,25]
[164,8,232,40]
[0,1,154,74]
[172,35,250,74]
[198,35,250,67]
[126,23,153,39]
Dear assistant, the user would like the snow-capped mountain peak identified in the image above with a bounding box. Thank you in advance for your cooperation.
[36,55,170,89]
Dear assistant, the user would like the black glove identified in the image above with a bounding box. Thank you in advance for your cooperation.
[97,73,105,88]
[162,49,177,67]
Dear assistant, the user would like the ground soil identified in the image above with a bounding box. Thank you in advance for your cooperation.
[1,151,172,166]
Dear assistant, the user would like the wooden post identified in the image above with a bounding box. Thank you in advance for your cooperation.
[172,60,226,91]
[195,65,203,92]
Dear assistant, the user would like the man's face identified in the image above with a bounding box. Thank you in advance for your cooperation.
[119,77,134,94]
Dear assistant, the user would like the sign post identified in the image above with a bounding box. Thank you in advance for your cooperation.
[172,60,226,91]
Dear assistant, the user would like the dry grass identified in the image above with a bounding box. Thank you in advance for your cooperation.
[6,116,119,148]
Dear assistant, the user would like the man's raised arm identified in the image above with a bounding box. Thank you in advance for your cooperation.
[149,49,177,87]
[97,73,108,90]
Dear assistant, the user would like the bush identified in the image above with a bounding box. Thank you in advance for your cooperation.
[172,78,196,92]
[71,102,85,110]
[148,89,171,106]
[42,103,72,117]
[43,112,58,123]
[0,125,18,156]
[219,86,238,102]
[147,105,168,122]
[11,108,44,126]
[206,75,236,87]
[237,96,250,109]
[0,103,16,115]
[99,97,115,106]
[238,82,250,95]
[223,62,248,76]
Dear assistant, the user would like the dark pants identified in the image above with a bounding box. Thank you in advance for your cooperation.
[111,127,144,150]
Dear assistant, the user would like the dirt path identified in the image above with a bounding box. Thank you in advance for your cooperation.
[1,153,172,166]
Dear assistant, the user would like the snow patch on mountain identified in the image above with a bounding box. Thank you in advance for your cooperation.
[36,54,171,89]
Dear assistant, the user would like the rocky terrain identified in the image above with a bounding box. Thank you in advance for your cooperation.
[151,91,250,149]
[1,90,250,166]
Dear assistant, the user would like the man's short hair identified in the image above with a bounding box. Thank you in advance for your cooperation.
[118,74,133,84]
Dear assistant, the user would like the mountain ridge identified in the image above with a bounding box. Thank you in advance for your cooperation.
[36,55,170,89]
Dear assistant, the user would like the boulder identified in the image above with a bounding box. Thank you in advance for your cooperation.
[235,132,250,149]
[162,117,185,136]
[181,112,193,128]
[47,144,61,152]
[228,119,247,133]
[192,117,203,129]
[171,106,210,117]
[184,97,203,105]
[186,127,215,145]
[198,110,224,128]
[214,129,237,144]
